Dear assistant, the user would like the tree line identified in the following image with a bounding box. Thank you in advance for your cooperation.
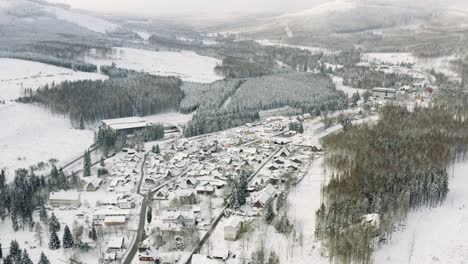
[17,69,184,126]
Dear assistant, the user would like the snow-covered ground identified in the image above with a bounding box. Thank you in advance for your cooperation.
[0,58,107,101]
[45,5,120,34]
[374,160,468,264]
[86,47,223,83]
[362,52,461,80]
[0,59,105,179]
[0,102,94,180]
[332,76,366,97]
[256,39,336,55]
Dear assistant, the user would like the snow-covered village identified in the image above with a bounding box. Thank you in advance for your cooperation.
[1,1,468,264]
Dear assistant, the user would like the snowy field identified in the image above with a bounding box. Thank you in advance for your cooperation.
[86,47,223,83]
[0,103,94,180]
[45,5,120,34]
[0,59,105,179]
[0,58,107,101]
[374,160,468,264]
[332,76,366,97]
[256,39,336,55]
[362,53,461,80]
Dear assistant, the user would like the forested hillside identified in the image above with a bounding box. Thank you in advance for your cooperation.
[18,69,183,126]
[315,105,468,263]
[180,79,242,113]
[184,72,348,136]
[336,66,415,90]
[225,72,348,114]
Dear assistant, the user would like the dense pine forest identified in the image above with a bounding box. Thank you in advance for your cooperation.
[336,66,416,90]
[315,105,468,263]
[225,72,348,113]
[17,68,184,126]
[183,72,348,137]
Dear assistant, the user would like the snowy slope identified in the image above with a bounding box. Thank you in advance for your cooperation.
[0,58,107,101]
[0,103,94,181]
[0,59,106,179]
[45,5,120,34]
[87,47,223,83]
[0,0,120,34]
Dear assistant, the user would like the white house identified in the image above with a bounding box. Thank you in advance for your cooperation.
[252,184,276,209]
[224,217,242,240]
[93,208,131,224]
[49,191,81,207]
[108,236,125,250]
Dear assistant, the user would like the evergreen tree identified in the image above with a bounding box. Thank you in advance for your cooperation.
[9,240,20,259]
[49,213,60,233]
[0,169,5,190]
[48,230,61,250]
[146,206,153,224]
[89,225,97,241]
[79,115,85,130]
[21,249,33,264]
[265,202,274,224]
[3,255,12,264]
[62,225,74,249]
[38,252,50,264]
[154,144,160,154]
[83,150,91,177]
[351,91,361,106]
[39,206,48,223]
[267,251,279,264]
[140,229,147,242]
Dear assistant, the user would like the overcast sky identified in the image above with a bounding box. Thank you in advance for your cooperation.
[47,0,468,18]
[48,0,329,17]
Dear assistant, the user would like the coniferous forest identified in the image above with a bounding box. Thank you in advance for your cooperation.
[315,105,468,263]
[18,69,184,125]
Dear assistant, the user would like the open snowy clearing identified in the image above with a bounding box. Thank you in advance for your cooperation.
[256,39,336,55]
[86,47,223,83]
[45,5,120,34]
[362,53,461,79]
[0,103,94,181]
[0,58,107,101]
[332,76,366,97]
[374,160,468,264]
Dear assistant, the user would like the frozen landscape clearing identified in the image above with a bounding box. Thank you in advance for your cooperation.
[0,58,107,101]
[255,39,335,55]
[86,47,223,83]
[374,160,468,264]
[0,103,94,180]
[362,53,461,80]
[0,59,106,178]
